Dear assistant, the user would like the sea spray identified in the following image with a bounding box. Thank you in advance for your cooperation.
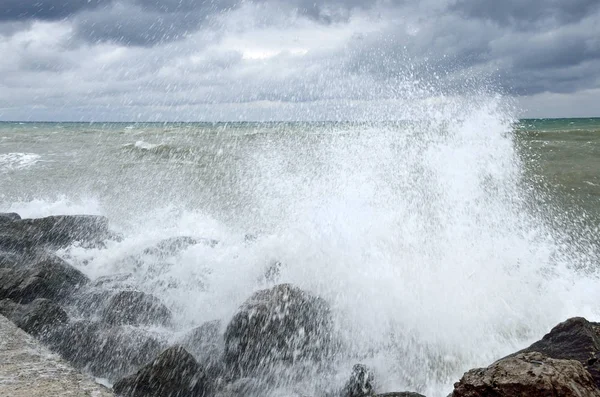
[2,98,600,396]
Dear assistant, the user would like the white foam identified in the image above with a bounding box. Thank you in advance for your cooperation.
[0,153,41,172]
[6,100,600,396]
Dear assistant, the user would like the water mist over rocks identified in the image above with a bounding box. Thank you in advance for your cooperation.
[1,97,600,396]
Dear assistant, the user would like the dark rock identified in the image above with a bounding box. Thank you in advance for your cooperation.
[0,298,68,336]
[113,345,211,397]
[343,364,375,397]
[0,212,21,222]
[91,273,134,289]
[452,351,600,397]
[101,290,172,326]
[224,284,335,376]
[0,255,89,303]
[42,320,167,381]
[214,377,265,397]
[0,215,110,252]
[512,317,600,387]
[0,251,24,268]
[180,320,225,379]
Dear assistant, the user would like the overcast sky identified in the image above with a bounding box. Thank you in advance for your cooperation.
[0,0,599,121]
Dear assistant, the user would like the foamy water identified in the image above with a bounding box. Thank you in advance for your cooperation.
[0,152,41,172]
[1,101,600,396]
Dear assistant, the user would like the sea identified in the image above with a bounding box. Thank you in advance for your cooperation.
[1,111,599,396]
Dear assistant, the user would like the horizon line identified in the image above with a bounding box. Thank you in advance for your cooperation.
[1,117,600,124]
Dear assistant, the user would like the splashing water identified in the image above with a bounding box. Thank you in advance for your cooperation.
[2,96,599,396]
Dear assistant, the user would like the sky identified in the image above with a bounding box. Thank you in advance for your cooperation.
[0,0,599,121]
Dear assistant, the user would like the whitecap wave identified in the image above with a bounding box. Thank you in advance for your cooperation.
[0,152,41,171]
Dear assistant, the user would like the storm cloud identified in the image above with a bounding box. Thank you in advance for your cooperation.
[0,0,599,120]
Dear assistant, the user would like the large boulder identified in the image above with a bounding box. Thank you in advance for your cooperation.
[452,351,600,397]
[0,298,69,336]
[0,255,89,303]
[101,290,172,326]
[0,212,21,222]
[224,284,335,376]
[180,320,225,377]
[0,215,111,252]
[41,320,167,381]
[513,317,600,387]
[113,345,211,397]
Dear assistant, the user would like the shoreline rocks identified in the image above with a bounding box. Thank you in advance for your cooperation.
[3,211,600,397]
[452,351,600,397]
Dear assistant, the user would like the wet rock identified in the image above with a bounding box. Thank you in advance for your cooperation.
[180,320,224,374]
[143,236,217,257]
[0,251,24,268]
[0,215,111,252]
[42,320,167,381]
[101,290,172,326]
[0,298,69,336]
[0,255,89,303]
[214,377,265,397]
[452,351,600,397]
[512,316,600,387]
[343,364,375,397]
[0,212,21,222]
[91,273,135,289]
[113,345,211,397]
[224,284,335,376]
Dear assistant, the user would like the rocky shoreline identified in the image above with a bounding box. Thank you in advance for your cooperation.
[1,212,599,397]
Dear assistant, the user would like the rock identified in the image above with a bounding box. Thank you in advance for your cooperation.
[0,298,68,336]
[511,317,600,388]
[42,320,167,381]
[224,284,335,376]
[180,320,226,380]
[214,377,265,397]
[0,251,24,268]
[0,255,89,303]
[0,215,110,252]
[91,273,135,289]
[113,345,211,397]
[452,351,600,397]
[181,320,223,358]
[376,393,426,397]
[143,236,217,257]
[0,212,21,222]
[101,290,172,326]
[343,364,375,397]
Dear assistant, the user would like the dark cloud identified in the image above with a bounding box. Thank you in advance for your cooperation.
[450,0,600,26]
[0,0,112,21]
[1,0,600,120]
[73,2,204,46]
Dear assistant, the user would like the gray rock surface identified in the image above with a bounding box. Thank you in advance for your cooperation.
[0,255,89,303]
[0,314,113,396]
[0,298,69,336]
[113,345,211,397]
[224,284,335,376]
[452,351,600,397]
[512,316,600,387]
